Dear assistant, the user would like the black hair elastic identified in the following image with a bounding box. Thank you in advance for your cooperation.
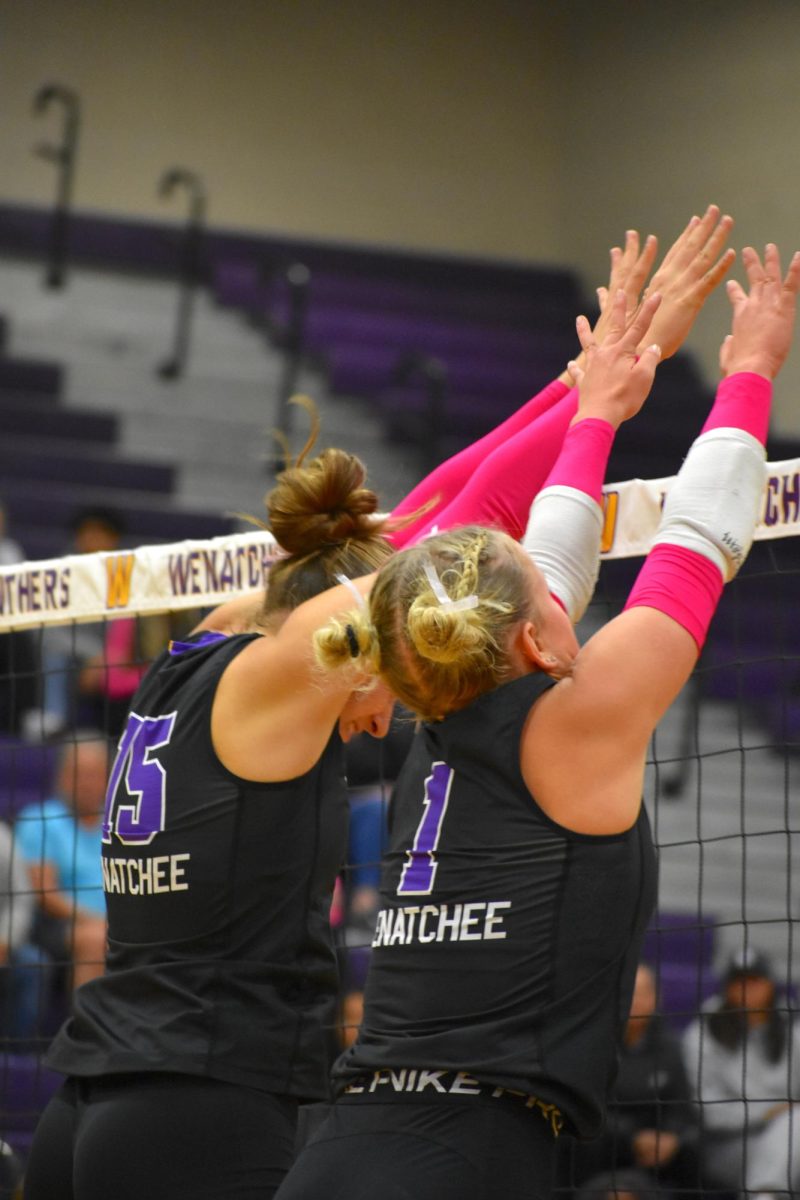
[345,624,360,658]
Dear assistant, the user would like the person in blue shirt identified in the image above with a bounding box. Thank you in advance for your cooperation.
[15,734,108,991]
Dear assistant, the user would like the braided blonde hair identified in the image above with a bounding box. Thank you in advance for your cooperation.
[314,526,538,720]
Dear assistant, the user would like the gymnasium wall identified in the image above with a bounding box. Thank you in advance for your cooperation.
[549,0,800,430]
[2,0,799,427]
[0,1,566,261]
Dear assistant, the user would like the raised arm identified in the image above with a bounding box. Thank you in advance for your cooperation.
[523,290,664,620]
[209,572,379,781]
[634,204,735,359]
[388,230,660,547]
[521,208,734,620]
[524,245,800,835]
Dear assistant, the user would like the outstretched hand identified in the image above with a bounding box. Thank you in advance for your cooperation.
[639,204,735,358]
[719,244,800,380]
[593,229,659,342]
[561,230,658,385]
[567,289,662,429]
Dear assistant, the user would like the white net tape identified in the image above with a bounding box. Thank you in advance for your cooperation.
[2,459,800,630]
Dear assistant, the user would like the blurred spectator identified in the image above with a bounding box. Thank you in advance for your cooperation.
[0,498,24,566]
[30,507,129,738]
[343,709,414,787]
[336,946,371,1052]
[682,946,800,1197]
[0,1135,24,1200]
[0,499,38,736]
[32,507,170,739]
[69,506,127,558]
[14,735,107,991]
[0,820,50,1043]
[573,1167,666,1200]
[339,711,412,939]
[341,788,388,938]
[69,507,148,737]
[559,962,699,1200]
[294,945,372,1157]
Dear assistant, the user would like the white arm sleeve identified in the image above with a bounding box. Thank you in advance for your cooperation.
[522,485,603,623]
[652,428,767,581]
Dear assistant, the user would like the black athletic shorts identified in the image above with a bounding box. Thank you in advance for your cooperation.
[275,1078,559,1200]
[23,1073,299,1200]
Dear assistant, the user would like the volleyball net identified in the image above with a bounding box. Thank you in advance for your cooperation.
[1,461,800,1189]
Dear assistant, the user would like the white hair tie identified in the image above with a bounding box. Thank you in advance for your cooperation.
[335,573,367,608]
[423,562,479,612]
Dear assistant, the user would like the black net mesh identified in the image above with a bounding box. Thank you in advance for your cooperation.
[0,537,798,1195]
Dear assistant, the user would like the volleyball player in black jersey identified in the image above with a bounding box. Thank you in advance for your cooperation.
[21,216,734,1200]
[274,246,800,1200]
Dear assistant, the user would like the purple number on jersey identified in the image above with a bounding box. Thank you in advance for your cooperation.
[397,760,454,896]
[102,711,177,846]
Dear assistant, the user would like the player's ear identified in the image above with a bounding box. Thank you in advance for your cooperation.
[518,621,558,672]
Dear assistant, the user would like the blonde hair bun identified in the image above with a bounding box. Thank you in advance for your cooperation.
[407,597,485,664]
[313,611,381,672]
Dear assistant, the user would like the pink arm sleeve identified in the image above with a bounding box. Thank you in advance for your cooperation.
[625,371,771,651]
[624,544,724,652]
[537,417,616,505]
[701,371,771,443]
[390,383,578,548]
[388,377,571,545]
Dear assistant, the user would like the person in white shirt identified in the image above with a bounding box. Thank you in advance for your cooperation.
[682,947,800,1197]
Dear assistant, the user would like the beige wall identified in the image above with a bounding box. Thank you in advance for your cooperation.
[2,0,799,427]
[549,0,800,430]
[0,0,566,262]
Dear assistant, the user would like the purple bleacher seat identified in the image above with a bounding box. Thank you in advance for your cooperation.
[0,788,48,825]
[268,269,580,331]
[378,386,523,443]
[766,698,800,747]
[0,358,62,396]
[2,482,232,541]
[0,441,173,495]
[644,912,720,1031]
[328,342,570,399]
[1,478,236,563]
[702,660,792,704]
[0,397,117,445]
[0,738,58,822]
[211,260,269,311]
[0,1052,62,1160]
[0,529,60,562]
[642,911,717,969]
[0,198,583,300]
[655,961,721,1031]
[280,308,570,362]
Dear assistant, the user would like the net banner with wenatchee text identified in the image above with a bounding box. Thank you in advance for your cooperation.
[2,458,800,631]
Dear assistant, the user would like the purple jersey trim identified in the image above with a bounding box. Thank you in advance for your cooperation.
[168,631,228,656]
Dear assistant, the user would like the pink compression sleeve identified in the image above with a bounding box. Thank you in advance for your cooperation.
[538,417,616,505]
[624,544,724,652]
[391,384,579,548]
[388,377,571,545]
[701,371,772,444]
[624,370,771,650]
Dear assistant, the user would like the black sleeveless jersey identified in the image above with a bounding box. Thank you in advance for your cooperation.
[335,673,657,1137]
[46,633,348,1100]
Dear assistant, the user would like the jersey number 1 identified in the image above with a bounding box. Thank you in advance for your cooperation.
[397,761,453,896]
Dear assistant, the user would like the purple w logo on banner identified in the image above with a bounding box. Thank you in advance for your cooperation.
[397,761,454,896]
